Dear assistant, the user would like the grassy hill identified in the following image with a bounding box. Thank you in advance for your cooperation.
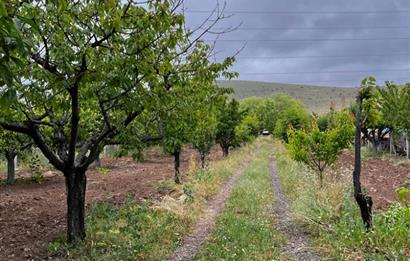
[218,80,358,114]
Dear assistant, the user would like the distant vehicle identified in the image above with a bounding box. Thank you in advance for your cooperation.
[262,129,270,136]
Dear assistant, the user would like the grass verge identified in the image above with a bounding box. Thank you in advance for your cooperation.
[48,140,261,260]
[196,139,284,260]
[273,140,410,260]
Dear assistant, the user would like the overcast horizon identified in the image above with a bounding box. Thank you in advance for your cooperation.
[183,0,410,87]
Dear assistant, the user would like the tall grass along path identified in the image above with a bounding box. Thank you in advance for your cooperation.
[168,156,256,261]
[270,150,319,261]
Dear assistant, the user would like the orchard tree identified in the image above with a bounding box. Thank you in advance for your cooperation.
[378,82,410,157]
[287,112,354,187]
[0,128,31,184]
[274,105,310,142]
[0,0,234,243]
[239,96,263,130]
[191,111,218,169]
[215,99,243,157]
[260,94,305,133]
[152,40,235,183]
[350,90,389,154]
[160,94,190,184]
[258,98,276,132]
[235,113,260,143]
[189,84,225,169]
[0,0,183,242]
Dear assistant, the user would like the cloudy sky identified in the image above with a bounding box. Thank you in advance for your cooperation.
[182,0,410,87]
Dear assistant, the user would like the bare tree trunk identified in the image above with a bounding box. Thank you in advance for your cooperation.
[65,170,87,243]
[353,96,373,230]
[174,150,181,184]
[372,140,378,156]
[200,152,206,169]
[14,155,18,171]
[95,154,101,168]
[318,171,323,188]
[6,152,16,184]
[405,131,409,159]
[389,130,396,155]
[221,144,229,157]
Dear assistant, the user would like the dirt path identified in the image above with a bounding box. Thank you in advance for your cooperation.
[168,160,251,261]
[270,159,319,261]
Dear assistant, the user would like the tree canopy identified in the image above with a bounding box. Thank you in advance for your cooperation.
[287,111,354,186]
[0,0,235,243]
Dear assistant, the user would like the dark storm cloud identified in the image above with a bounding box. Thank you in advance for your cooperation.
[182,0,410,86]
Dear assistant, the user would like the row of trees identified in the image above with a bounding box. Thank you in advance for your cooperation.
[0,0,246,243]
[239,94,310,140]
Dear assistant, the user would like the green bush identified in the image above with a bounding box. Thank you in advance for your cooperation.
[273,106,310,142]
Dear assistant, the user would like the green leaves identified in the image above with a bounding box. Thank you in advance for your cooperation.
[215,99,243,151]
[359,76,376,100]
[288,111,354,178]
[0,0,236,171]
[0,89,17,109]
[378,82,410,131]
[0,1,7,17]
[0,6,27,88]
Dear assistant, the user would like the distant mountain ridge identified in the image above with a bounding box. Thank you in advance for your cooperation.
[217,80,358,113]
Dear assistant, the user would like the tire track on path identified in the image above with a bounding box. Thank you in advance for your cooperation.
[270,151,319,261]
[168,153,255,261]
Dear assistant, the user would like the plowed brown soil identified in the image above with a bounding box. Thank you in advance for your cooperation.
[0,146,222,260]
[337,153,410,209]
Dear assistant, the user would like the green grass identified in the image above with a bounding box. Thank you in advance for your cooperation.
[49,140,261,260]
[49,200,190,260]
[196,140,284,260]
[273,140,410,260]
[218,80,358,114]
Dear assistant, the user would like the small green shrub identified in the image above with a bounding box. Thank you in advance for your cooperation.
[96,167,111,176]
[395,184,410,205]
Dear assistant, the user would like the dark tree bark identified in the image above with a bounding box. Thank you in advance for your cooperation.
[318,170,324,188]
[5,152,16,184]
[353,95,373,230]
[200,152,206,169]
[221,144,229,157]
[389,130,396,155]
[372,140,378,155]
[362,128,389,156]
[173,150,181,184]
[65,169,87,243]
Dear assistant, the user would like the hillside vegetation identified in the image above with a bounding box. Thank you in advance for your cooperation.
[218,80,358,113]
